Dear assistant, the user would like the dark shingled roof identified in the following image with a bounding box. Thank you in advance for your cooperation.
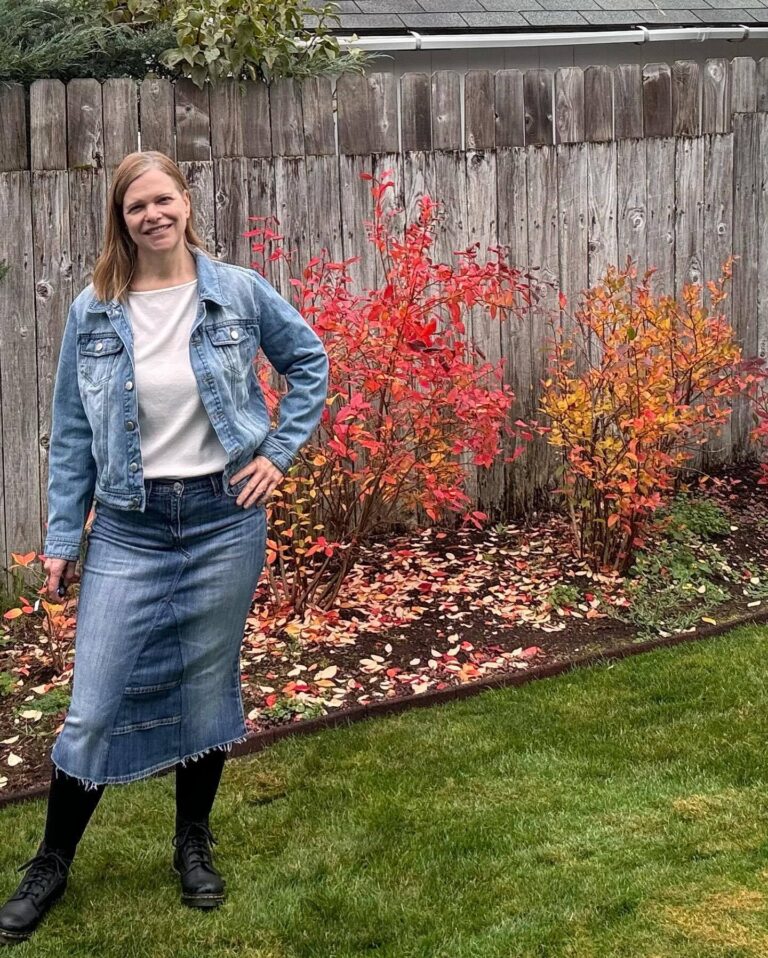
[306,0,768,32]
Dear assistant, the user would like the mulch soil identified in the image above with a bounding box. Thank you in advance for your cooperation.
[2,463,768,797]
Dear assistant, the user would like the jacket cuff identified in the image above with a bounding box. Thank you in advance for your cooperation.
[42,538,83,562]
[254,435,293,475]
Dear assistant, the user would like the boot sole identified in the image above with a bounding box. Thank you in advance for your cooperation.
[172,863,225,909]
[180,893,225,909]
[0,927,30,946]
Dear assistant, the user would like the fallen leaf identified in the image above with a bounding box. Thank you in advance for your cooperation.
[315,665,338,680]
[7,753,22,767]
[19,709,43,721]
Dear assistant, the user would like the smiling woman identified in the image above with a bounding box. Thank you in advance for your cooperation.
[0,151,329,945]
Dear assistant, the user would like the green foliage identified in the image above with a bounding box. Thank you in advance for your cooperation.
[620,506,738,637]
[1,0,382,86]
[15,685,71,716]
[0,672,16,697]
[0,0,176,83]
[662,495,731,541]
[263,697,325,722]
[545,583,581,609]
[0,261,9,283]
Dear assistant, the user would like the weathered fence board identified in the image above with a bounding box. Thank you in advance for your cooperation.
[554,67,584,145]
[0,85,27,172]
[731,112,761,456]
[644,137,676,296]
[702,58,730,134]
[139,75,175,158]
[466,71,495,151]
[673,60,700,137]
[643,63,672,137]
[702,132,734,467]
[524,69,553,146]
[495,70,525,148]
[617,137,647,278]
[614,64,643,140]
[30,81,67,172]
[674,135,705,295]
[32,172,72,523]
[525,145,559,505]
[432,71,462,150]
[0,174,41,564]
[497,148,530,514]
[466,150,501,513]
[584,65,612,143]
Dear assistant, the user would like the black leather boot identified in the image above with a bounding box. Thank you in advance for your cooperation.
[0,842,71,945]
[172,821,225,909]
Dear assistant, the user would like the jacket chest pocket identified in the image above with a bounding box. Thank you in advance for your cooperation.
[78,334,124,386]
[205,322,257,375]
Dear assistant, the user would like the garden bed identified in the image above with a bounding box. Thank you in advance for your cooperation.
[2,463,768,797]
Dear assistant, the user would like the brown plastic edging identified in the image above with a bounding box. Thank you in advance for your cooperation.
[3,606,768,811]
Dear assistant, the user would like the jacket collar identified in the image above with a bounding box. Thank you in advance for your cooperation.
[87,244,230,312]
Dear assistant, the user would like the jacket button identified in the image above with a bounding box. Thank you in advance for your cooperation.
[95,342,104,352]
[230,329,240,340]
[125,380,133,390]
[131,497,140,507]
[125,421,135,431]
[129,462,138,473]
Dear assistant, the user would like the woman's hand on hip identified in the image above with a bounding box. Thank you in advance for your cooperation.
[229,455,284,508]
[43,557,79,602]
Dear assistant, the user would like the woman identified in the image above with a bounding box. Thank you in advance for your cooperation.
[0,151,329,945]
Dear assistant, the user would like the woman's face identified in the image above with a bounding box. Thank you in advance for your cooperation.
[121,168,191,258]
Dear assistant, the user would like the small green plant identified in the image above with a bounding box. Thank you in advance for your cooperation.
[545,584,581,610]
[663,496,731,541]
[620,506,740,637]
[0,672,16,697]
[15,686,71,717]
[264,697,326,722]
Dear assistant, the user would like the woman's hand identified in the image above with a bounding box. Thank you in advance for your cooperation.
[43,557,79,602]
[229,455,284,509]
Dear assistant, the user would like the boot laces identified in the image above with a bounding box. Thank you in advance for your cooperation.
[13,850,70,900]
[173,822,218,869]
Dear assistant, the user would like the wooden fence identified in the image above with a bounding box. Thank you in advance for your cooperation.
[1,55,768,569]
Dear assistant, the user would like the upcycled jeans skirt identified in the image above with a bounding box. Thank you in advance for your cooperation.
[50,471,267,790]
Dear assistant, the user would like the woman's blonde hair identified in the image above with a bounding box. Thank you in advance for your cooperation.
[91,151,209,303]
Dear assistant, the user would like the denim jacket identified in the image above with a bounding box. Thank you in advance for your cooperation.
[43,246,329,561]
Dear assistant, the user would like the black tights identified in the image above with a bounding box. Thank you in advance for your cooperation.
[43,750,226,861]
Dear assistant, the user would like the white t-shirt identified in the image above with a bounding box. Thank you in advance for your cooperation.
[125,279,228,480]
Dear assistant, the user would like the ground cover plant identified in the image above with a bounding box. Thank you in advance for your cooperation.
[2,623,768,956]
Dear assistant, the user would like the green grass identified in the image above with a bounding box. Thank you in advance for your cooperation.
[3,625,768,957]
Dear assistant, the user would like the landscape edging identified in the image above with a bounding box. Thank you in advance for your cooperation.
[3,605,768,811]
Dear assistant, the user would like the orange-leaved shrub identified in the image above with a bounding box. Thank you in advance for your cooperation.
[539,257,746,574]
[248,171,534,614]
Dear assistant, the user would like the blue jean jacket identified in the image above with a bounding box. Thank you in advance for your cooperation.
[43,247,329,561]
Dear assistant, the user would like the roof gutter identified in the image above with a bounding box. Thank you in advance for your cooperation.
[327,24,768,51]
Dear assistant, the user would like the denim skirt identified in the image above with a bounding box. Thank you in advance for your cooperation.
[50,471,267,790]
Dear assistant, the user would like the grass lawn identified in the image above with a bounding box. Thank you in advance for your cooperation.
[2,624,768,957]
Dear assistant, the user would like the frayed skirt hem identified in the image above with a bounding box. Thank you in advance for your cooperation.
[50,731,250,791]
